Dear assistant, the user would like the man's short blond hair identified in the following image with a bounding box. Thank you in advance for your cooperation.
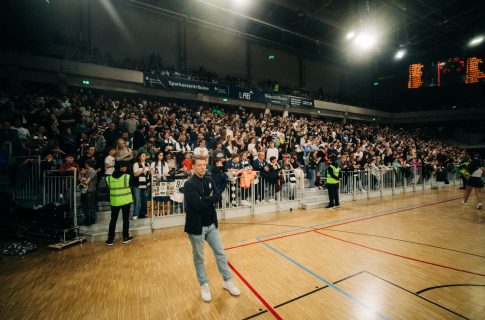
[191,154,208,165]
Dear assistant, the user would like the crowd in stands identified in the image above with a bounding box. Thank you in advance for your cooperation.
[0,86,473,224]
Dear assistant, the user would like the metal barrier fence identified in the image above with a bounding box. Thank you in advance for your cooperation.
[338,165,461,198]
[13,155,41,201]
[43,170,78,227]
[150,175,188,217]
[147,164,462,220]
[149,169,304,219]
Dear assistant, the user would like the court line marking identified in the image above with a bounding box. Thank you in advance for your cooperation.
[313,231,485,277]
[225,195,462,251]
[241,271,365,320]
[228,261,283,320]
[326,229,485,259]
[364,271,470,320]
[416,284,485,295]
[258,239,389,320]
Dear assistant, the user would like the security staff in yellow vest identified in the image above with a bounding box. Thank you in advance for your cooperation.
[325,157,342,209]
[105,162,134,246]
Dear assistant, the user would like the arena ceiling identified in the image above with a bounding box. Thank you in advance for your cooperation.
[129,0,485,63]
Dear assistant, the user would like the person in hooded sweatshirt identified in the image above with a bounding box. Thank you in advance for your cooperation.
[105,162,134,246]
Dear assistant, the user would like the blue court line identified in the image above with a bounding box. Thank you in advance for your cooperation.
[250,197,460,319]
[259,239,389,320]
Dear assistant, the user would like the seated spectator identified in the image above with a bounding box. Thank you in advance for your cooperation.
[59,154,80,175]
[181,152,192,173]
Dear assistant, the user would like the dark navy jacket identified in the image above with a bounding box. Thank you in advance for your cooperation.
[183,174,221,235]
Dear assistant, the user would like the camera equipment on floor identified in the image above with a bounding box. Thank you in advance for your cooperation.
[15,203,76,242]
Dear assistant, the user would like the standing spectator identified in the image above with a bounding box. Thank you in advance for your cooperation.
[0,121,22,155]
[104,122,120,148]
[151,151,171,216]
[183,154,240,302]
[79,158,97,225]
[307,149,318,190]
[89,130,106,154]
[193,140,209,157]
[59,107,78,132]
[166,152,178,172]
[124,112,139,137]
[132,152,150,219]
[133,125,146,151]
[266,141,278,162]
[115,138,134,171]
[104,147,116,177]
[137,136,159,161]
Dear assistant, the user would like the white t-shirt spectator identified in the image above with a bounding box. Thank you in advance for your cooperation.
[193,146,209,157]
[104,155,116,176]
[266,147,279,162]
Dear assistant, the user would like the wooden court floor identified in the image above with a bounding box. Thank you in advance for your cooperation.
[0,187,484,320]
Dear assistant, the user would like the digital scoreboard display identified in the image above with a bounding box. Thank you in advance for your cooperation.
[408,56,485,89]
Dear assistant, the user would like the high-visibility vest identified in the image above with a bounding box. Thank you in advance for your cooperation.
[458,162,469,175]
[326,165,340,184]
[106,174,133,206]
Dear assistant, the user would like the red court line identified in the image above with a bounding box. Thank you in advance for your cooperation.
[225,195,462,251]
[228,261,283,320]
[313,231,485,277]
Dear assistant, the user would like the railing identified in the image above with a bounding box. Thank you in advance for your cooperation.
[339,165,460,199]
[43,169,78,227]
[147,164,463,222]
[13,155,41,201]
[149,169,304,220]
[150,174,189,217]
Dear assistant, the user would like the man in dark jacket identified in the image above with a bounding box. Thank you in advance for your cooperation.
[183,154,240,302]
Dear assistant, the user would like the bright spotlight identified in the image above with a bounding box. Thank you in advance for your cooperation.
[233,0,249,8]
[354,33,376,49]
[395,49,405,59]
[469,36,484,47]
[346,32,355,40]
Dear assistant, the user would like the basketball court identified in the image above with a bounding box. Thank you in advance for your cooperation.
[1,186,484,319]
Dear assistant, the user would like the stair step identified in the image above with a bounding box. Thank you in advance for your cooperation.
[302,202,327,210]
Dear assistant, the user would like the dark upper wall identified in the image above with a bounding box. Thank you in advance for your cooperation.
[1,0,371,101]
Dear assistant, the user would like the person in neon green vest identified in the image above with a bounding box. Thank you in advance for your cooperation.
[325,156,342,209]
[105,162,134,246]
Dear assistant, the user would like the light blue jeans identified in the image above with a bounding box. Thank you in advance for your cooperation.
[134,187,149,217]
[188,223,232,286]
[308,168,316,188]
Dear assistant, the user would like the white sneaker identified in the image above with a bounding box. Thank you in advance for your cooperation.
[200,283,212,302]
[461,200,467,206]
[269,199,276,203]
[131,216,138,220]
[478,203,482,209]
[223,279,240,296]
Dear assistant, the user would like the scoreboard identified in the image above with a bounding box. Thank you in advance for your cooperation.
[408,56,485,89]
